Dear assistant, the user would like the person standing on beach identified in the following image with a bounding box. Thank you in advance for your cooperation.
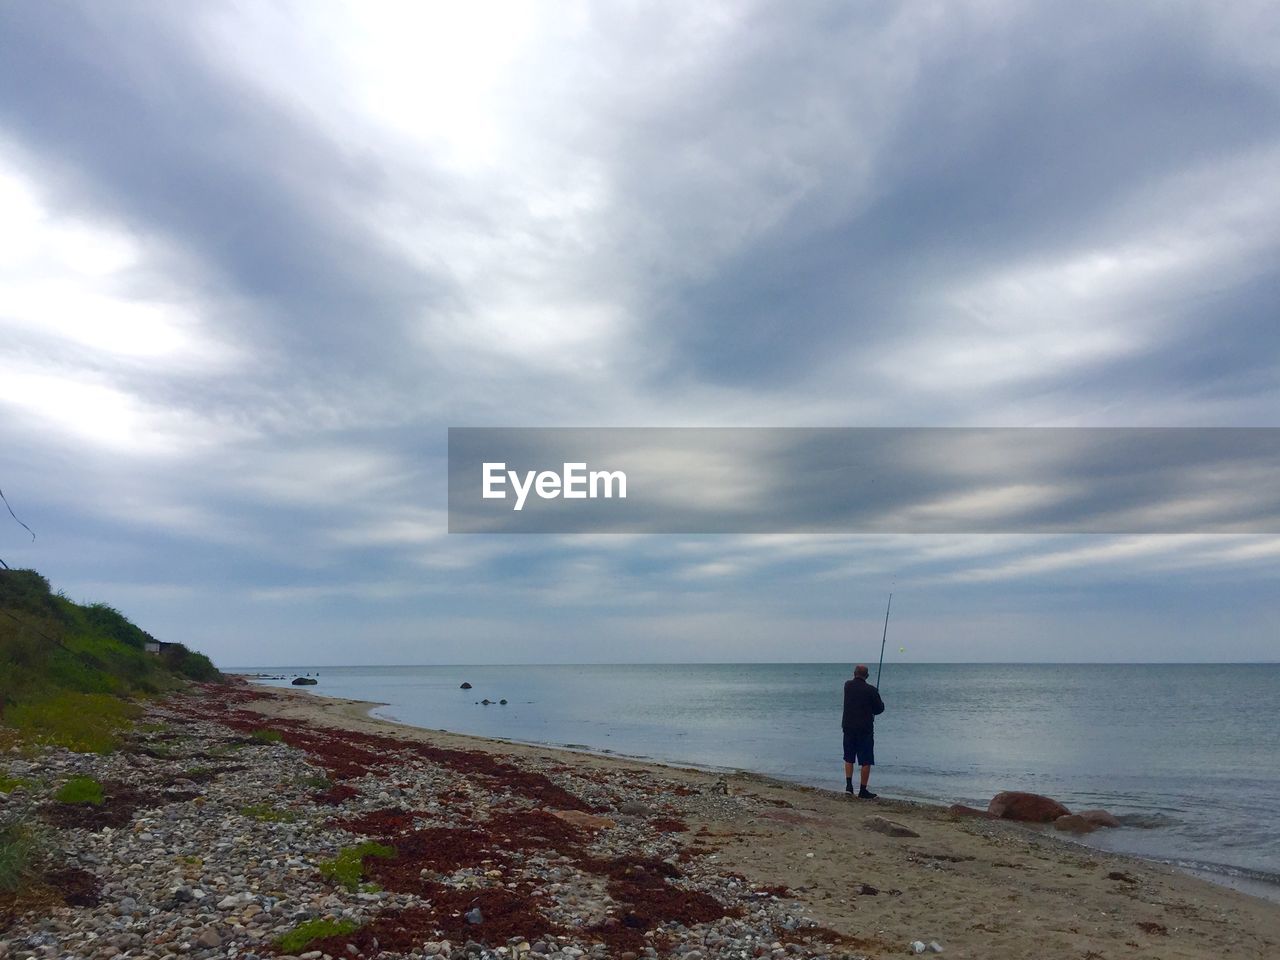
[842,664,885,799]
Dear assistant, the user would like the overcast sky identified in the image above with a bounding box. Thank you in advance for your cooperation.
[1,1,1277,665]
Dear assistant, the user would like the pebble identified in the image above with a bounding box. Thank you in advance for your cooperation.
[1,692,868,960]
[195,929,222,949]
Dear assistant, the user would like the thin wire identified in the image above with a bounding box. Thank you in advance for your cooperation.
[0,485,35,569]
[0,486,35,541]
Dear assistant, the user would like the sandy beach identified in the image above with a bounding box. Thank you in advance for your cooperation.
[3,679,1277,960]
[224,681,1280,957]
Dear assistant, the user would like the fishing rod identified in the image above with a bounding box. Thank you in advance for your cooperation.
[875,592,893,687]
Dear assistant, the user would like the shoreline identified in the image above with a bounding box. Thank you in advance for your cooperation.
[253,678,1280,903]
[238,681,1279,957]
[6,679,1277,960]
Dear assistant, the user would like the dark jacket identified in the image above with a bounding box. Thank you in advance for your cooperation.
[842,677,885,734]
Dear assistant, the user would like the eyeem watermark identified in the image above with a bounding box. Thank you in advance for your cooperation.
[448,427,1280,533]
[482,462,627,511]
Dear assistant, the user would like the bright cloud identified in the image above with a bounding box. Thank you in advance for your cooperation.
[0,0,1276,663]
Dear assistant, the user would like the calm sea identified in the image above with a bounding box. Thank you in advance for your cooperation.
[235,662,1280,900]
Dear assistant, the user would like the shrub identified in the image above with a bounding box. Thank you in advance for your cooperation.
[55,776,104,806]
[0,818,38,893]
[318,841,395,891]
[159,642,222,682]
[80,603,150,650]
[4,692,141,753]
[275,918,359,953]
[177,650,220,682]
[0,569,63,621]
[0,612,71,705]
[0,567,220,712]
[250,729,283,744]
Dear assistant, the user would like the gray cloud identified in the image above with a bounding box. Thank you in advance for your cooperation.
[572,2,1280,398]
[1,1,1277,664]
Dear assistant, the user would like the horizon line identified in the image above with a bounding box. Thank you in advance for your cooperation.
[223,659,1280,669]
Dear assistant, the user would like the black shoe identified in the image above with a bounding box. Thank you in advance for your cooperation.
[858,787,878,800]
[845,783,855,795]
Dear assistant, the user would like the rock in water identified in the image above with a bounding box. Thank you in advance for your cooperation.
[864,815,920,838]
[1053,814,1100,834]
[1077,808,1122,828]
[291,677,317,686]
[988,791,1071,822]
[460,682,473,689]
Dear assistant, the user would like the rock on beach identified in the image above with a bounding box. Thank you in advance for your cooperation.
[547,809,617,831]
[946,804,993,819]
[987,791,1071,823]
[865,816,920,838]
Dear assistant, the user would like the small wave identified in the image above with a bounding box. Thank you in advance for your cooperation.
[1168,858,1280,890]
[1115,812,1181,829]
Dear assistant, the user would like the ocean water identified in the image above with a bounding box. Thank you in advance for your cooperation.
[236,662,1280,899]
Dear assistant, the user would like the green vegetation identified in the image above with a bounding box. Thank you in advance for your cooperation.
[6,693,142,753]
[274,918,360,953]
[239,804,298,823]
[141,740,176,759]
[297,773,332,791]
[0,775,33,794]
[318,841,395,891]
[157,642,220,682]
[0,568,222,751]
[202,742,245,758]
[54,776,104,806]
[0,819,38,893]
[250,728,283,744]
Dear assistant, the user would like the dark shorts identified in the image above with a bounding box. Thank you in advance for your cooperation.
[843,730,875,766]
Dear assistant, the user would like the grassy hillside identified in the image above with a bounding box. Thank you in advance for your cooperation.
[0,568,220,752]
